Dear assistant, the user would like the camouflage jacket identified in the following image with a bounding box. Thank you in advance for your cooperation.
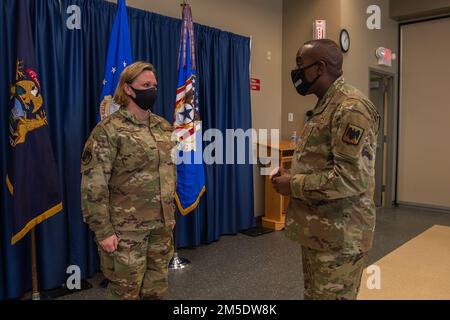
[286,77,380,254]
[81,107,176,241]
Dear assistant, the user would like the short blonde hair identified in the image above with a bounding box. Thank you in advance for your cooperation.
[113,61,157,106]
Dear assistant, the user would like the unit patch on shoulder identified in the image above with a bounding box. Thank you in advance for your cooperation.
[342,123,365,146]
[81,141,95,166]
[82,149,93,165]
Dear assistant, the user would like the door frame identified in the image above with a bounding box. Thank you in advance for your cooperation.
[368,67,396,208]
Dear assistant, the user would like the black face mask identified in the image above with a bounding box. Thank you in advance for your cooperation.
[291,61,321,96]
[129,86,157,111]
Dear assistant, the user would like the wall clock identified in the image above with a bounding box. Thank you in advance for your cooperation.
[340,29,350,53]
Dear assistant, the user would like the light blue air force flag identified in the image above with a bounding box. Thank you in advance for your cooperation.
[99,0,133,121]
[174,4,206,215]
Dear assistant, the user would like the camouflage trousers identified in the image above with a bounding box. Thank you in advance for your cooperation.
[301,246,367,300]
[98,220,174,300]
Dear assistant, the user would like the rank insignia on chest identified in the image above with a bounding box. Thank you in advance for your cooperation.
[342,123,365,146]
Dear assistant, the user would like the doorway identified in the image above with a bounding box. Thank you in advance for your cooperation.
[369,71,393,208]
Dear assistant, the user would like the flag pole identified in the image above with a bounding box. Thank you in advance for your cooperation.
[169,223,191,271]
[31,228,40,300]
[169,0,193,272]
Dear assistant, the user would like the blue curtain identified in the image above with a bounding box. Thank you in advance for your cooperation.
[0,0,254,300]
[1,0,69,301]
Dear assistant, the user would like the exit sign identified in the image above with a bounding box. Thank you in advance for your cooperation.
[251,78,261,91]
[313,20,326,39]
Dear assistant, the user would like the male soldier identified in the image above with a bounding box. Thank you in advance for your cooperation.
[81,62,176,300]
[272,39,380,300]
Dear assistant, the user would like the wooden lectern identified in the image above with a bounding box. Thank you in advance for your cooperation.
[258,140,295,231]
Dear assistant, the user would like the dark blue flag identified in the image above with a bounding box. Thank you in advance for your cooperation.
[6,0,62,245]
[174,4,206,215]
[98,0,133,121]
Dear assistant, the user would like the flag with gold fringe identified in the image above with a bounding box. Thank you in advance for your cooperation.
[7,0,63,245]
[174,4,206,215]
[99,0,133,121]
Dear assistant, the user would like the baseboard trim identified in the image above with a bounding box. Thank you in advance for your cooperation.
[397,202,450,214]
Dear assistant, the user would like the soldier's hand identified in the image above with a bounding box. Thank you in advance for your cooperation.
[100,234,119,253]
[269,167,281,182]
[272,170,292,196]
[270,166,289,182]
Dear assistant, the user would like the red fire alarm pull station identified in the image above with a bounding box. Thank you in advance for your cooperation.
[251,78,261,91]
[376,47,394,67]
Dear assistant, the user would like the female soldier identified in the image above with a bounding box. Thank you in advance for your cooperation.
[81,61,176,300]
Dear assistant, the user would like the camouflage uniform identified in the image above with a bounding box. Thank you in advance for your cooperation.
[286,77,380,300]
[81,106,176,300]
